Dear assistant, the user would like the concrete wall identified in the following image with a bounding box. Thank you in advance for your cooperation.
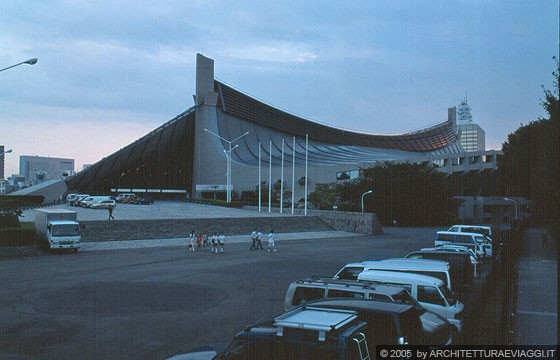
[243,207,383,235]
[81,216,335,242]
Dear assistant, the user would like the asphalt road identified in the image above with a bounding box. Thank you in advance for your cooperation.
[1,229,485,360]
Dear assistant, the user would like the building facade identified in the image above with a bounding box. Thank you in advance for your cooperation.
[19,155,75,184]
[64,54,499,203]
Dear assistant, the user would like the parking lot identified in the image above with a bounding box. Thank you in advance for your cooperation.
[1,224,506,360]
[2,202,556,359]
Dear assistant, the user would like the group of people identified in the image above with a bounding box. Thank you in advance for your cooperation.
[250,229,277,252]
[188,230,225,254]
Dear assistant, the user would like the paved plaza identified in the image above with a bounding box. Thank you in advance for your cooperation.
[19,201,293,223]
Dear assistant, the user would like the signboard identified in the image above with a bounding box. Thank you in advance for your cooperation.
[196,184,232,191]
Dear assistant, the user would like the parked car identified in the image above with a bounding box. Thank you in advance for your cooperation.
[357,270,465,334]
[68,194,89,206]
[65,193,78,205]
[334,258,454,292]
[91,200,117,209]
[435,231,492,258]
[115,193,135,203]
[284,276,454,346]
[448,224,493,241]
[213,302,422,360]
[404,250,473,287]
[131,196,153,205]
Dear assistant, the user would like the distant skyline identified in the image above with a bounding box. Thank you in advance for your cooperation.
[1,1,558,176]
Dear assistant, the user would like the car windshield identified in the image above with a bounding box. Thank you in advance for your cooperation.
[52,224,80,237]
[336,266,363,280]
[439,285,456,306]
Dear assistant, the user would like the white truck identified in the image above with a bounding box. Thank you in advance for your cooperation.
[34,209,81,252]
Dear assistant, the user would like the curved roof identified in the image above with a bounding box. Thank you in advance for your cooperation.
[216,81,458,153]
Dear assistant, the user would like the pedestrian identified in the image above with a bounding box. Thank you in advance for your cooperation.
[218,233,226,253]
[188,229,196,252]
[250,228,257,250]
[267,229,277,252]
[202,231,209,247]
[196,233,202,251]
[108,206,115,220]
[211,233,218,253]
[256,229,264,250]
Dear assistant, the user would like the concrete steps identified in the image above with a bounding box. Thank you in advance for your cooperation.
[81,216,334,242]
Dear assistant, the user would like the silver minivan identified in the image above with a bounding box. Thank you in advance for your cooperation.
[435,231,492,258]
[357,270,464,333]
[334,259,455,292]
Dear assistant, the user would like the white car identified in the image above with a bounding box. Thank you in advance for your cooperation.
[91,200,116,209]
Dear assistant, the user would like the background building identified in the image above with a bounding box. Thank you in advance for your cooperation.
[19,155,75,185]
[449,98,486,151]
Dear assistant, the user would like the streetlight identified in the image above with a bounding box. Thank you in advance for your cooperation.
[361,189,373,213]
[0,58,38,73]
[504,197,518,221]
[204,128,249,203]
[0,149,13,157]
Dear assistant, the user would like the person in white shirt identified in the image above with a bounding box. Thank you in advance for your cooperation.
[211,233,218,253]
[256,230,264,250]
[250,229,257,250]
[218,233,225,253]
[267,230,277,252]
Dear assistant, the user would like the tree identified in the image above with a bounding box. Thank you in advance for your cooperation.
[309,162,458,226]
[498,58,559,234]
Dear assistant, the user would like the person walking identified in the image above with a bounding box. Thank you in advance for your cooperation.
[256,229,264,250]
[196,233,202,251]
[218,233,226,253]
[250,229,257,250]
[108,206,115,220]
[211,233,218,253]
[267,229,277,252]
[188,229,196,252]
[202,231,209,248]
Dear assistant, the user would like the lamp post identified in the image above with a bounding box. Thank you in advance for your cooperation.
[504,197,518,221]
[204,129,249,203]
[361,189,373,213]
[0,58,38,73]
[0,149,13,157]
[0,149,12,182]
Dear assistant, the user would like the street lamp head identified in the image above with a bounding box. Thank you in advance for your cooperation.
[5,149,12,154]
[25,58,38,65]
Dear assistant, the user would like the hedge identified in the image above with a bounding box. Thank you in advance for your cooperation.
[0,223,35,247]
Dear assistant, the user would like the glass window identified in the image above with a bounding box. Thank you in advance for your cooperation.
[417,285,445,306]
[291,286,325,306]
[327,289,365,300]
[368,293,391,302]
[439,285,456,306]
[336,266,364,280]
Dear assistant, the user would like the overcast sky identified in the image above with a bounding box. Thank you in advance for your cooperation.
[1,1,558,176]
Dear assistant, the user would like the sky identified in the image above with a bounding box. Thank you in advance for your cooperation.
[1,1,558,177]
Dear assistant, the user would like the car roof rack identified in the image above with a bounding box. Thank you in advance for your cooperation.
[273,306,357,342]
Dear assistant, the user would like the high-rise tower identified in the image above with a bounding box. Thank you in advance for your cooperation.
[449,97,486,151]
